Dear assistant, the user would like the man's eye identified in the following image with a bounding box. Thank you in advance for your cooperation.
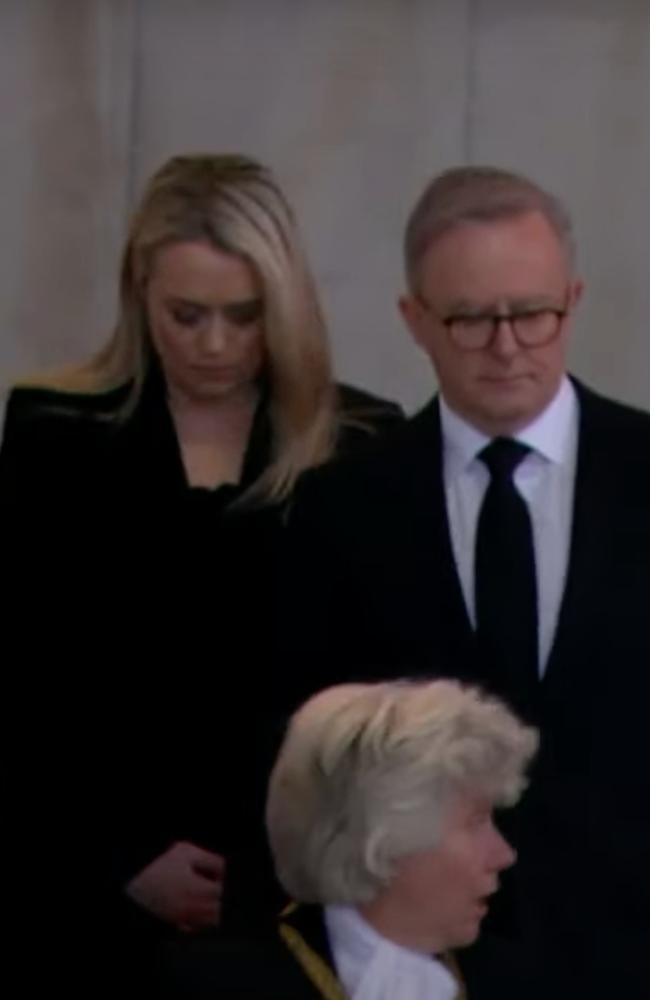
[448,314,492,330]
[447,313,489,326]
[515,309,546,320]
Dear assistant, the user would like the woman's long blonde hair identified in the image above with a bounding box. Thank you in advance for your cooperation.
[22,154,337,504]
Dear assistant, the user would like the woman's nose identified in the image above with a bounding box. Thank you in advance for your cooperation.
[201,316,228,353]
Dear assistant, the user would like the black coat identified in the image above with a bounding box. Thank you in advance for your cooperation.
[156,905,340,1000]
[285,379,650,997]
[156,904,471,1000]
[0,374,403,971]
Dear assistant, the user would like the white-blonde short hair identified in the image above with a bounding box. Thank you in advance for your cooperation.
[267,679,537,904]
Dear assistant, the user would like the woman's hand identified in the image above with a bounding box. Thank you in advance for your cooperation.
[125,840,226,931]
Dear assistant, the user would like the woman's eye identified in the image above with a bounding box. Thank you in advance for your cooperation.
[222,299,263,327]
[171,307,204,327]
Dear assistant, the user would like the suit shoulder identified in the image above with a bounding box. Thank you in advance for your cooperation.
[332,382,406,462]
[297,398,437,508]
[336,382,404,423]
[577,382,650,452]
[581,384,650,422]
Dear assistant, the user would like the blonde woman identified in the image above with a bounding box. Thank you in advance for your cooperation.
[0,156,402,951]
[1,153,400,505]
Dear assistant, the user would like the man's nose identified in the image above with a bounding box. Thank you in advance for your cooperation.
[489,316,520,359]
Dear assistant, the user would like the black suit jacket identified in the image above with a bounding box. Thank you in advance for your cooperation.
[286,379,650,996]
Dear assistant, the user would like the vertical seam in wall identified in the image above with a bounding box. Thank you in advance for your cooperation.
[123,0,143,218]
[463,0,479,164]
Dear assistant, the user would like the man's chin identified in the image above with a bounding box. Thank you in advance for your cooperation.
[476,395,546,436]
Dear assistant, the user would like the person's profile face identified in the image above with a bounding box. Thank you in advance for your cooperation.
[144,240,266,404]
[400,211,583,436]
[386,791,515,952]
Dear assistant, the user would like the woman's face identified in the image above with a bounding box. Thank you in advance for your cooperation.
[372,791,515,953]
[144,240,266,403]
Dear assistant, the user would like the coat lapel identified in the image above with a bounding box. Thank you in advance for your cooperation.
[111,369,187,495]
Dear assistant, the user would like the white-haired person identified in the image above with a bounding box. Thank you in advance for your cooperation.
[0,156,402,959]
[159,678,537,1000]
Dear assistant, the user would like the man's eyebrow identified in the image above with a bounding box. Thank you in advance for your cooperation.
[443,299,491,314]
[444,294,564,314]
[508,295,564,308]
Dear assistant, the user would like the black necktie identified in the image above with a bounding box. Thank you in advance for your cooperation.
[475,438,538,720]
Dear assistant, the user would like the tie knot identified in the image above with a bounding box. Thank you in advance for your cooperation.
[479,437,531,479]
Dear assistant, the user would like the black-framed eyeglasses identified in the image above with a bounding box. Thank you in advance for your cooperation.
[416,293,570,351]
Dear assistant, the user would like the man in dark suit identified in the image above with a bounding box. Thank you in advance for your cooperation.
[287,167,650,997]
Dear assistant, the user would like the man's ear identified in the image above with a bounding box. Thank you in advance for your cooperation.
[398,293,428,351]
[569,277,584,311]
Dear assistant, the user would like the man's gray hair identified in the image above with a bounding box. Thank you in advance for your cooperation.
[266,679,538,905]
[404,166,576,291]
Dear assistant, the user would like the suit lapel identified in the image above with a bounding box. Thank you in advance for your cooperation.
[542,381,622,690]
[399,398,475,639]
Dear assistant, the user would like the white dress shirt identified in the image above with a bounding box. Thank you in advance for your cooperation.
[440,376,579,673]
[325,905,459,1000]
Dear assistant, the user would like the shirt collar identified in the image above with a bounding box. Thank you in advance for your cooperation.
[324,904,457,1000]
[326,904,390,959]
[440,375,578,477]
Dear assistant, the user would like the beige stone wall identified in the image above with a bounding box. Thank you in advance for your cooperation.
[1,0,648,414]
